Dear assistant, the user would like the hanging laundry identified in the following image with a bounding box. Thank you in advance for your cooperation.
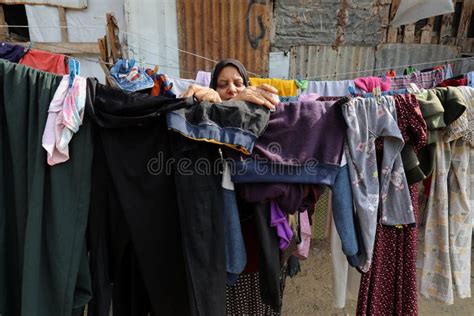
[222,160,247,286]
[436,77,468,87]
[145,69,176,97]
[420,87,471,304]
[0,42,27,62]
[0,59,93,316]
[86,78,225,316]
[232,98,349,185]
[166,100,270,155]
[19,48,68,75]
[42,75,87,166]
[390,68,445,90]
[331,163,359,266]
[167,75,207,96]
[304,79,355,97]
[195,70,211,86]
[357,93,428,315]
[342,96,415,272]
[354,76,391,93]
[108,58,154,92]
[249,77,298,97]
[330,215,361,310]
[270,201,293,250]
[293,210,311,260]
[390,0,454,27]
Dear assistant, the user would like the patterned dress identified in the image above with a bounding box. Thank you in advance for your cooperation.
[357,94,428,315]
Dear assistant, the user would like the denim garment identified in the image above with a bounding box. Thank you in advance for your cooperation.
[223,188,247,279]
[331,164,359,261]
[167,100,270,155]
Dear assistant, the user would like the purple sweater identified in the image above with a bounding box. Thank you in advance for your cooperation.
[231,98,349,186]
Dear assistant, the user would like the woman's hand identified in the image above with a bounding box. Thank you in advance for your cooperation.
[180,84,222,103]
[233,84,279,110]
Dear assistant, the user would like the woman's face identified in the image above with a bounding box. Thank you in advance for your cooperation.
[215,65,246,100]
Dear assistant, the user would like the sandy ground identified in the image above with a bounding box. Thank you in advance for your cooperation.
[281,240,474,316]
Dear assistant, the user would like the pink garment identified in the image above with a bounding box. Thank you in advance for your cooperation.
[42,75,87,166]
[293,210,311,260]
[354,76,391,93]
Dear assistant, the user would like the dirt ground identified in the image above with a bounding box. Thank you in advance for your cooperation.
[281,240,474,316]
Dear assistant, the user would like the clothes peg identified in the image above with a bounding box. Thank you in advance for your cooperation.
[372,86,381,100]
[68,58,80,88]
[24,42,32,53]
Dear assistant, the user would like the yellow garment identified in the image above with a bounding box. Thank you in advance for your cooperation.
[249,77,298,97]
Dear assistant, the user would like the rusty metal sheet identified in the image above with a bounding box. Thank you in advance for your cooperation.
[176,0,271,78]
[0,0,86,8]
[290,45,376,80]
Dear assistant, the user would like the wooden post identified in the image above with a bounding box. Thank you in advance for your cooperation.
[440,12,454,45]
[106,13,122,63]
[0,5,8,41]
[456,0,473,47]
[386,0,401,43]
[420,17,435,44]
[98,12,124,86]
[403,24,415,43]
[58,7,69,42]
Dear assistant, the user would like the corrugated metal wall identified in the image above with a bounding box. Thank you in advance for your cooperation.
[289,43,466,81]
[176,0,271,79]
[290,45,376,80]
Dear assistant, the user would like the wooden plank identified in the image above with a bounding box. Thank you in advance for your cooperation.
[421,16,435,44]
[403,24,415,43]
[0,5,8,41]
[440,12,454,45]
[10,41,99,54]
[386,0,401,43]
[57,7,68,42]
[456,0,473,46]
[0,0,86,9]
[106,13,121,62]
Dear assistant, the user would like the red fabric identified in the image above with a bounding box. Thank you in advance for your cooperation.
[19,49,68,75]
[357,94,427,315]
[436,77,468,87]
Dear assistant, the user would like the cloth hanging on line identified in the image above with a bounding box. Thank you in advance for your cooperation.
[42,74,87,166]
[19,48,68,75]
[342,96,415,272]
[0,59,93,316]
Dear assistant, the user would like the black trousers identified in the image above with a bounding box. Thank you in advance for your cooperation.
[87,121,226,316]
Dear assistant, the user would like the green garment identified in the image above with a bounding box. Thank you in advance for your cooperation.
[405,87,467,184]
[0,60,93,316]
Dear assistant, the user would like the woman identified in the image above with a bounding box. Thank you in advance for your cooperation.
[181,58,279,110]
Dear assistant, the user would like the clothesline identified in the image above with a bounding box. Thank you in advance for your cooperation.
[304,56,474,80]
[9,37,474,84]
[7,34,199,76]
[3,24,474,81]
